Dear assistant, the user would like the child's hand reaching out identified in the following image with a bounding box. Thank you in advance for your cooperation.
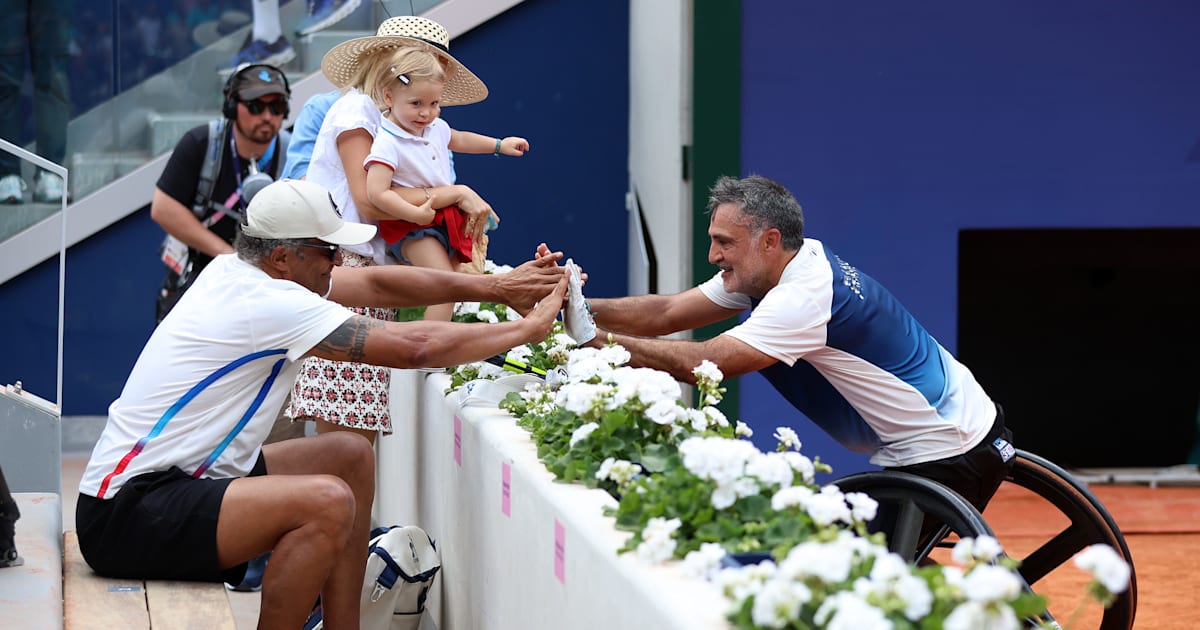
[499,137,530,156]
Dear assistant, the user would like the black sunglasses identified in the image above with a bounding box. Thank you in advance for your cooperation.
[242,98,288,116]
[295,242,339,260]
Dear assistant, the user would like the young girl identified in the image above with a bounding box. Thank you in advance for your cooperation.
[363,45,528,321]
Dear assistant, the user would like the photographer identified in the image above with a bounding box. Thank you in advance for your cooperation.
[151,63,292,323]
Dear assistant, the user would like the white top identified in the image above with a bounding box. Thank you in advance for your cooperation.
[365,117,454,188]
[79,254,354,498]
[307,89,388,264]
[699,238,996,467]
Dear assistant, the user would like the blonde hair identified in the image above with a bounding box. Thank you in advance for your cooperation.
[361,47,447,111]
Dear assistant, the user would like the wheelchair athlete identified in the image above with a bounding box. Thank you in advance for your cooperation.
[545,174,1015,514]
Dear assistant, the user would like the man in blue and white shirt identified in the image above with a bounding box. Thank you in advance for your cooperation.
[560,175,1013,514]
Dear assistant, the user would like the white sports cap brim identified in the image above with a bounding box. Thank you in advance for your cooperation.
[243,179,377,245]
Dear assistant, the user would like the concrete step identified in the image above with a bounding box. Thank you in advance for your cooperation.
[0,493,63,630]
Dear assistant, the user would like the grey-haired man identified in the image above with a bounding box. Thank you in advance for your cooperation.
[79,179,567,629]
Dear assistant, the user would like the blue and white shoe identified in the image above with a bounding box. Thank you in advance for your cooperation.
[218,35,295,74]
[295,0,362,36]
[0,174,26,205]
[33,172,64,204]
[225,552,269,592]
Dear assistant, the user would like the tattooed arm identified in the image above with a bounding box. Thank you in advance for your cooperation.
[306,273,568,369]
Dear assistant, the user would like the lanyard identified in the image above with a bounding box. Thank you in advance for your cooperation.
[227,133,277,208]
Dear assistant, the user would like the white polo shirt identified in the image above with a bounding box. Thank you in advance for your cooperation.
[700,238,996,467]
[79,254,354,498]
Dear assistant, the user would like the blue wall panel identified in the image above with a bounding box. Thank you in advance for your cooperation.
[739,1,1200,475]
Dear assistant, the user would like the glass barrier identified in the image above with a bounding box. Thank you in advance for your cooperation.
[0,137,67,408]
[0,0,446,243]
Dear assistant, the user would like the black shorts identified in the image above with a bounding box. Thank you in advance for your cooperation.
[885,404,1015,513]
[75,454,268,583]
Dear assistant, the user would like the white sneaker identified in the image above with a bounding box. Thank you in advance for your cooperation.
[0,174,26,204]
[33,172,64,203]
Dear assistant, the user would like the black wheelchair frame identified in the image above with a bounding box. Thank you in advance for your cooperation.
[834,449,1137,630]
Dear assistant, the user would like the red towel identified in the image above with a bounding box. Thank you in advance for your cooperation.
[379,204,474,263]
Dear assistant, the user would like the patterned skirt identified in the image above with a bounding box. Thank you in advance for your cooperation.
[287,250,397,433]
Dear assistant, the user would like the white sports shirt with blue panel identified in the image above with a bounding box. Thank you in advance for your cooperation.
[699,238,996,467]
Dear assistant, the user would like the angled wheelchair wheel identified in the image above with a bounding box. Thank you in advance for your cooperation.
[1002,449,1137,630]
[833,470,993,563]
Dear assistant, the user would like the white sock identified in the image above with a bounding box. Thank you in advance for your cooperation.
[252,0,283,43]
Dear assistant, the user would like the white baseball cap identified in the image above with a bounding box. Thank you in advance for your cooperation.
[242,179,377,245]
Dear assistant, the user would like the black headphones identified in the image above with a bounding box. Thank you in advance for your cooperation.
[222,63,292,120]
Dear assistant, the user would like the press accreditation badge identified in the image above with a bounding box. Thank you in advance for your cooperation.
[160,235,189,275]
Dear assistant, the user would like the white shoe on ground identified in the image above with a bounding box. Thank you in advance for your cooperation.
[0,174,26,204]
[33,172,64,204]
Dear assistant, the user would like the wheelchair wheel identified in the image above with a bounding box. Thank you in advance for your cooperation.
[833,470,993,563]
[1001,449,1137,630]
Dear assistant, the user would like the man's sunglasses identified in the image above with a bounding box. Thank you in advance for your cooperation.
[295,242,339,259]
[242,98,288,116]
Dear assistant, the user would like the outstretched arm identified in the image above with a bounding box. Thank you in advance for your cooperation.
[600,331,777,385]
[448,129,529,156]
[590,288,741,338]
[308,272,568,368]
[327,250,566,312]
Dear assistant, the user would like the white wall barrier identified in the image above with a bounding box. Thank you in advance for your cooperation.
[375,370,731,630]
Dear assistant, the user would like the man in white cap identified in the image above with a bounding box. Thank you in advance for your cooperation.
[76,179,567,629]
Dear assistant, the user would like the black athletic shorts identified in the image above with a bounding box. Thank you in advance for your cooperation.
[885,404,1015,513]
[75,454,268,584]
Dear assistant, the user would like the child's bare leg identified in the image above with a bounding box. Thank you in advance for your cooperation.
[402,237,457,321]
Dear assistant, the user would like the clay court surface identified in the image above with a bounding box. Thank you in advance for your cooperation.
[982,483,1200,629]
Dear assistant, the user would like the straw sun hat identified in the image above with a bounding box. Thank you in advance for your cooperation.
[321,16,488,106]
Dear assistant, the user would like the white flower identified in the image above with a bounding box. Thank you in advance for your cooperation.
[680,542,727,581]
[711,483,738,510]
[693,359,724,383]
[1074,544,1131,594]
[568,422,599,448]
[476,309,499,324]
[566,353,615,382]
[504,305,521,321]
[595,457,639,486]
[636,517,681,564]
[813,591,890,630]
[952,535,1004,565]
[781,451,815,483]
[735,421,754,437]
[744,452,794,488]
[770,485,815,511]
[645,398,684,425]
[714,562,776,604]
[943,600,1020,630]
[597,344,632,367]
[778,538,855,584]
[702,405,730,428]
[483,260,513,274]
[801,486,852,526]
[751,579,811,629]
[506,344,533,363]
[856,553,933,620]
[556,382,611,417]
[684,408,709,432]
[844,491,878,523]
[456,301,481,314]
[961,565,1023,603]
[773,426,801,451]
